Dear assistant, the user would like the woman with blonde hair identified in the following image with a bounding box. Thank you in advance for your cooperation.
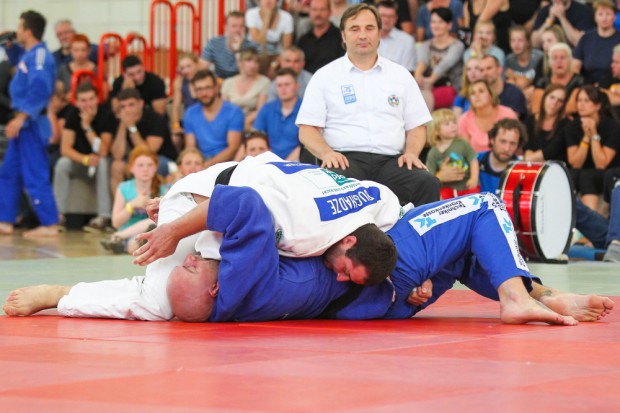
[171,53,199,142]
[453,56,483,117]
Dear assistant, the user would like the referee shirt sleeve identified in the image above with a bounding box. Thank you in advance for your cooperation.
[295,69,328,128]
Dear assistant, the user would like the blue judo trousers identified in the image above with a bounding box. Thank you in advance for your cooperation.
[0,42,58,225]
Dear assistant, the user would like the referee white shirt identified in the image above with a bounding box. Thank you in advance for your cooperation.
[296,54,431,157]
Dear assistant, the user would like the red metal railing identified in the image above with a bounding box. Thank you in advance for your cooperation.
[125,32,151,71]
[97,33,126,100]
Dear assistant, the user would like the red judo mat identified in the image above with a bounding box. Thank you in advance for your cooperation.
[1,290,619,412]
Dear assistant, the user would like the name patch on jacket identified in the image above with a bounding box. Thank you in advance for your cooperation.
[315,186,381,221]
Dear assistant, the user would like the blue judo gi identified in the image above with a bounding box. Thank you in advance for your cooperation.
[206,185,395,322]
[0,42,58,225]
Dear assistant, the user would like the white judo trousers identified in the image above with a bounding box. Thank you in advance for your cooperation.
[57,152,405,320]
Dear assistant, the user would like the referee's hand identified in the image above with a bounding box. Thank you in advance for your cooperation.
[321,151,349,170]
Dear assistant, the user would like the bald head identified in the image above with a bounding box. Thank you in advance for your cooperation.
[167,257,220,322]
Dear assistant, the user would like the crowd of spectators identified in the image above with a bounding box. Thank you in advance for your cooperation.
[1,0,619,260]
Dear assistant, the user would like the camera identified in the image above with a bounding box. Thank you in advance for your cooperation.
[0,32,16,46]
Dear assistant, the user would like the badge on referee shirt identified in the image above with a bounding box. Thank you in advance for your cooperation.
[388,94,399,107]
[341,84,356,104]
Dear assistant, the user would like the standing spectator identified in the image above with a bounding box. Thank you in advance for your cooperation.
[458,79,517,152]
[415,7,464,110]
[532,43,584,115]
[416,0,463,41]
[462,20,505,67]
[199,11,257,79]
[52,19,98,69]
[378,0,417,72]
[453,56,483,117]
[110,55,167,116]
[297,0,345,74]
[532,0,595,48]
[566,85,620,211]
[171,53,199,140]
[267,46,313,101]
[183,70,244,168]
[221,47,270,130]
[54,83,115,232]
[505,26,544,92]
[572,0,620,85]
[600,44,620,115]
[110,89,176,194]
[524,84,569,163]
[246,0,294,74]
[0,10,59,238]
[480,54,527,118]
[254,68,302,160]
[56,33,97,97]
[296,3,439,206]
[463,0,511,53]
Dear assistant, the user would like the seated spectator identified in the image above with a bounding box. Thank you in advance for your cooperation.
[183,70,244,168]
[533,24,569,84]
[253,68,301,160]
[600,44,620,116]
[453,56,483,117]
[297,0,345,74]
[167,147,205,184]
[246,0,294,74]
[110,55,167,116]
[101,146,167,254]
[566,85,620,211]
[267,46,312,102]
[572,0,620,85]
[171,53,199,145]
[221,47,270,130]
[426,109,479,200]
[56,33,97,99]
[524,84,570,163]
[480,54,527,118]
[458,79,518,152]
[532,43,584,115]
[47,81,72,173]
[53,83,115,232]
[330,0,348,27]
[52,19,98,68]
[110,89,176,193]
[462,0,511,54]
[415,7,464,111]
[200,11,257,79]
[532,0,595,48]
[505,26,544,93]
[378,0,416,73]
[416,0,462,41]
[463,20,505,67]
[244,130,272,157]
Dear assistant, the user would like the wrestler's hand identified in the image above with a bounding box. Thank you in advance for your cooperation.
[321,151,350,170]
[406,279,433,306]
[132,222,179,265]
[398,152,428,171]
[146,197,161,223]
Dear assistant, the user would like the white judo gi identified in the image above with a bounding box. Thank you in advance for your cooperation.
[58,152,407,320]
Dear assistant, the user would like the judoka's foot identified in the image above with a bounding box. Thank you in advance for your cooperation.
[538,293,614,322]
[0,222,13,235]
[23,225,60,238]
[3,285,70,316]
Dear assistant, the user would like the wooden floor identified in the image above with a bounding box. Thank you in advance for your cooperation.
[1,230,619,412]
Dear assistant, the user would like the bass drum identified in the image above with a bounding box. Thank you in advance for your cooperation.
[497,161,575,261]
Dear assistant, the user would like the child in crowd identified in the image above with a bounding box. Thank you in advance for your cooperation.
[101,146,168,254]
[167,147,205,184]
[426,109,480,200]
[244,130,271,157]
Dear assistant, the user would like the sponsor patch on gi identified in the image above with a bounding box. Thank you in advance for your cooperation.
[315,186,381,221]
[341,84,356,104]
[387,94,399,107]
[268,161,319,174]
[408,195,483,236]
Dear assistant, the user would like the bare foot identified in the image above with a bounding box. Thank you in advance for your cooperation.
[0,222,13,235]
[23,225,60,239]
[3,285,70,316]
[500,296,578,326]
[539,293,615,322]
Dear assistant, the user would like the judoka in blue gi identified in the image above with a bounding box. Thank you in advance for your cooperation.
[0,11,59,238]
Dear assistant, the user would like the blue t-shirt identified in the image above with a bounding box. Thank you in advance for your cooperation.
[573,29,620,85]
[477,151,517,193]
[253,98,301,158]
[183,101,244,158]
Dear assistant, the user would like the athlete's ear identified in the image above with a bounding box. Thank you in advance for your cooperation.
[341,235,358,248]
[209,282,219,298]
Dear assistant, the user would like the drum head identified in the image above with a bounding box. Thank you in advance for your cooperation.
[532,163,574,259]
